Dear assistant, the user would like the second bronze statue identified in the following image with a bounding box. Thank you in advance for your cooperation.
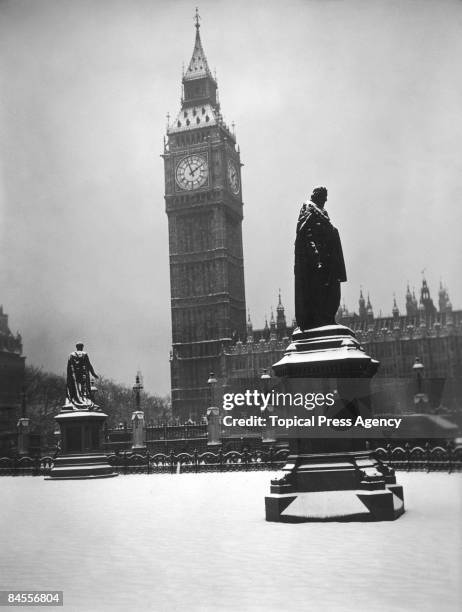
[294,186,347,330]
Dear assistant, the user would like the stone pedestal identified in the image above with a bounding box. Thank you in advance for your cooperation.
[265,325,404,522]
[46,408,117,480]
[131,410,146,451]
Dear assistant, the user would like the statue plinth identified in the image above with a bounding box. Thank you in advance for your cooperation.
[265,325,404,522]
[46,407,117,480]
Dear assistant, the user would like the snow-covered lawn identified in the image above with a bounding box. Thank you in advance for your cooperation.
[0,472,460,612]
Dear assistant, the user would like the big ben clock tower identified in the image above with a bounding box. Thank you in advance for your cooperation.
[163,12,246,419]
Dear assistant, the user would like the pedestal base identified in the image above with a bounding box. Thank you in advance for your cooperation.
[265,450,404,522]
[46,408,118,480]
[266,486,404,522]
[46,453,117,480]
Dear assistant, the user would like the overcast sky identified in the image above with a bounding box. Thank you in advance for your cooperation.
[1,0,461,395]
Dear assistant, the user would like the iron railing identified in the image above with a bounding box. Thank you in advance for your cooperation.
[373,442,462,473]
[0,443,461,476]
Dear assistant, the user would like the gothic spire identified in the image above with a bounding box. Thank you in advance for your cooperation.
[438,280,451,314]
[269,308,277,340]
[263,315,270,341]
[184,8,213,83]
[276,290,286,332]
[366,293,374,320]
[359,287,367,320]
[246,311,254,342]
[366,293,372,309]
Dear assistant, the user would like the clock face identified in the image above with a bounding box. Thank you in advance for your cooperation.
[175,154,209,191]
[227,159,240,195]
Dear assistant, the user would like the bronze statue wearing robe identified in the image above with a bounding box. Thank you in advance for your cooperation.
[294,187,347,330]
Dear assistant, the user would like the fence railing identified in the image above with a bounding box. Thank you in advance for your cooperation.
[0,443,461,476]
[0,448,290,476]
[106,447,290,475]
[0,455,55,477]
[373,442,462,473]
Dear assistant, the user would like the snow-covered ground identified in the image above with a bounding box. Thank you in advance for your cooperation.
[0,472,460,612]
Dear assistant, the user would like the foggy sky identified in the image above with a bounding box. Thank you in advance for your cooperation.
[1,0,461,395]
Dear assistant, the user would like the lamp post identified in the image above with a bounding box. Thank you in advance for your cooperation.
[261,369,276,443]
[206,372,220,446]
[412,357,424,393]
[207,372,217,407]
[412,357,428,411]
[133,373,143,410]
[131,372,146,451]
[17,389,30,457]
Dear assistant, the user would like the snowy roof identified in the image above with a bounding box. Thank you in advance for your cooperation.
[168,103,218,133]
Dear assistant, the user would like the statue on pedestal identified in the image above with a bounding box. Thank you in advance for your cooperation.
[265,186,404,522]
[46,341,117,479]
[294,186,347,330]
[66,342,99,410]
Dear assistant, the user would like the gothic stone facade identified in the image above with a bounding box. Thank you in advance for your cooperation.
[0,305,25,454]
[222,281,462,414]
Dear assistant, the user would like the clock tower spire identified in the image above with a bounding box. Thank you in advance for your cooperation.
[163,12,246,419]
[181,9,218,109]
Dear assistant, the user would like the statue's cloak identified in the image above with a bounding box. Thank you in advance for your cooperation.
[66,351,97,408]
[294,203,346,330]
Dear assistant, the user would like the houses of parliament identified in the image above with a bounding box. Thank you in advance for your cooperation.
[163,15,461,420]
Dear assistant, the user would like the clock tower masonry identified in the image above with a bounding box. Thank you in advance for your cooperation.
[163,12,246,419]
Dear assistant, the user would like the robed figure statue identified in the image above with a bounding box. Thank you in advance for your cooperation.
[294,186,347,330]
[66,342,99,409]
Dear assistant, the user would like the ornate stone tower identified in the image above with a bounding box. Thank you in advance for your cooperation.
[163,13,246,419]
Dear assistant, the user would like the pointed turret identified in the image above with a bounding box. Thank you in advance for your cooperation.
[438,280,445,310]
[262,316,270,341]
[412,289,418,312]
[438,281,451,314]
[337,301,350,320]
[405,283,414,316]
[390,296,400,336]
[358,288,367,320]
[269,308,277,340]
[406,284,419,317]
[418,297,425,325]
[276,290,287,333]
[420,277,436,317]
[246,311,253,343]
[366,293,374,323]
[392,295,400,319]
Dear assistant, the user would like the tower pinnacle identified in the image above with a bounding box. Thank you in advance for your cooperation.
[276,290,287,332]
[184,10,213,83]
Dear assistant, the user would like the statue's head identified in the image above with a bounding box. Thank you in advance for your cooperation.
[310,186,328,207]
[76,342,84,351]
